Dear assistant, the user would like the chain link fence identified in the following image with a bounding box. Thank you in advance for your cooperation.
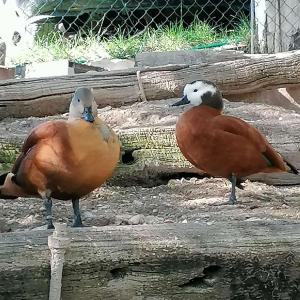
[0,0,300,65]
[16,0,250,35]
[253,0,300,53]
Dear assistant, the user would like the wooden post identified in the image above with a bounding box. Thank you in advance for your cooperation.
[48,223,71,300]
[253,0,300,53]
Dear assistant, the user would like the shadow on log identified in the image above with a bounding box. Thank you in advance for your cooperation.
[0,221,300,299]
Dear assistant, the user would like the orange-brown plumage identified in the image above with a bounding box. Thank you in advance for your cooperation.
[0,87,120,227]
[176,106,286,178]
[11,118,119,200]
[172,80,297,204]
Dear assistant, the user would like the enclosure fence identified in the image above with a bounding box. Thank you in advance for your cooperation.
[1,0,300,65]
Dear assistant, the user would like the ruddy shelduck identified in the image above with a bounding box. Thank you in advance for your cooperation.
[0,87,120,228]
[172,80,298,204]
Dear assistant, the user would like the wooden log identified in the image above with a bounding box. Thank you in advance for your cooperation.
[1,50,300,119]
[0,221,300,299]
[1,126,299,186]
[134,49,248,68]
[0,100,299,185]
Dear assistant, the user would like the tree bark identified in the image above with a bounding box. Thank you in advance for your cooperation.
[0,221,300,300]
[1,50,300,119]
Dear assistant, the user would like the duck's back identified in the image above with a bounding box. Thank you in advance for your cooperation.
[175,106,286,178]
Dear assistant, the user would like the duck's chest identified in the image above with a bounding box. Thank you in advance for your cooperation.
[67,121,120,165]
[175,112,210,146]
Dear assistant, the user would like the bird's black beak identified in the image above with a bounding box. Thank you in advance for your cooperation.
[171,95,190,106]
[82,106,94,122]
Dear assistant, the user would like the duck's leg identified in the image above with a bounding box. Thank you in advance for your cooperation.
[72,198,83,227]
[228,174,237,205]
[44,197,55,229]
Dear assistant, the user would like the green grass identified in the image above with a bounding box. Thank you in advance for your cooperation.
[11,18,251,65]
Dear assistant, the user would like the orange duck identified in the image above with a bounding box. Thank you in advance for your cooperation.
[172,80,298,204]
[0,87,120,228]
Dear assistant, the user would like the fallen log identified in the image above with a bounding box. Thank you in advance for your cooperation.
[0,100,299,186]
[0,221,300,299]
[1,50,300,119]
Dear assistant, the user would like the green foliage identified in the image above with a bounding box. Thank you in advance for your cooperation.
[11,18,251,64]
[0,143,20,173]
[103,32,143,59]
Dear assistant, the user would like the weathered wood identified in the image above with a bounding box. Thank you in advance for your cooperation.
[1,50,300,119]
[135,49,248,68]
[0,221,300,299]
[0,100,299,185]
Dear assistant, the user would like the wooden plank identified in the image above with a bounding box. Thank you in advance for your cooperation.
[1,50,300,119]
[0,221,300,299]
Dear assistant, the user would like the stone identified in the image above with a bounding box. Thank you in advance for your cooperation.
[0,219,11,233]
[128,214,145,225]
[164,219,174,224]
[133,200,143,207]
[93,216,111,226]
[152,208,158,215]
[82,211,96,220]
[114,214,132,225]
[145,215,162,224]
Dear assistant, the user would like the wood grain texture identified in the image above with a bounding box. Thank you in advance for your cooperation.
[1,50,300,119]
[0,221,300,299]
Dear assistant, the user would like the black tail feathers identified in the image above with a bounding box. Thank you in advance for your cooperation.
[0,173,18,199]
[284,159,299,175]
[0,173,8,185]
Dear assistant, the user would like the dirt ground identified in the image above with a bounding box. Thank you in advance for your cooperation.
[0,99,299,232]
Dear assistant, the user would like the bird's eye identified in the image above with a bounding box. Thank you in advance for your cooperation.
[193,89,198,92]
[77,98,80,102]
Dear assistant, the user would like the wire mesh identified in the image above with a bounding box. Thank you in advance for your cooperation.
[1,0,300,66]
[19,1,250,36]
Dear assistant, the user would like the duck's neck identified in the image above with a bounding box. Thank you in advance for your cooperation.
[201,91,224,111]
[68,116,101,123]
[192,105,222,117]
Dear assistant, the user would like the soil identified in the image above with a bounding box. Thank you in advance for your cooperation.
[0,99,299,232]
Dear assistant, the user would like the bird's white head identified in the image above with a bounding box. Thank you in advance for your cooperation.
[68,87,98,122]
[172,80,223,110]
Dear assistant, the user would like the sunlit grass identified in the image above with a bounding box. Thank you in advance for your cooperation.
[11,18,251,65]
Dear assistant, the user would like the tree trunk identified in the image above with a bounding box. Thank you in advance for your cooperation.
[0,221,300,300]
[1,50,300,119]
